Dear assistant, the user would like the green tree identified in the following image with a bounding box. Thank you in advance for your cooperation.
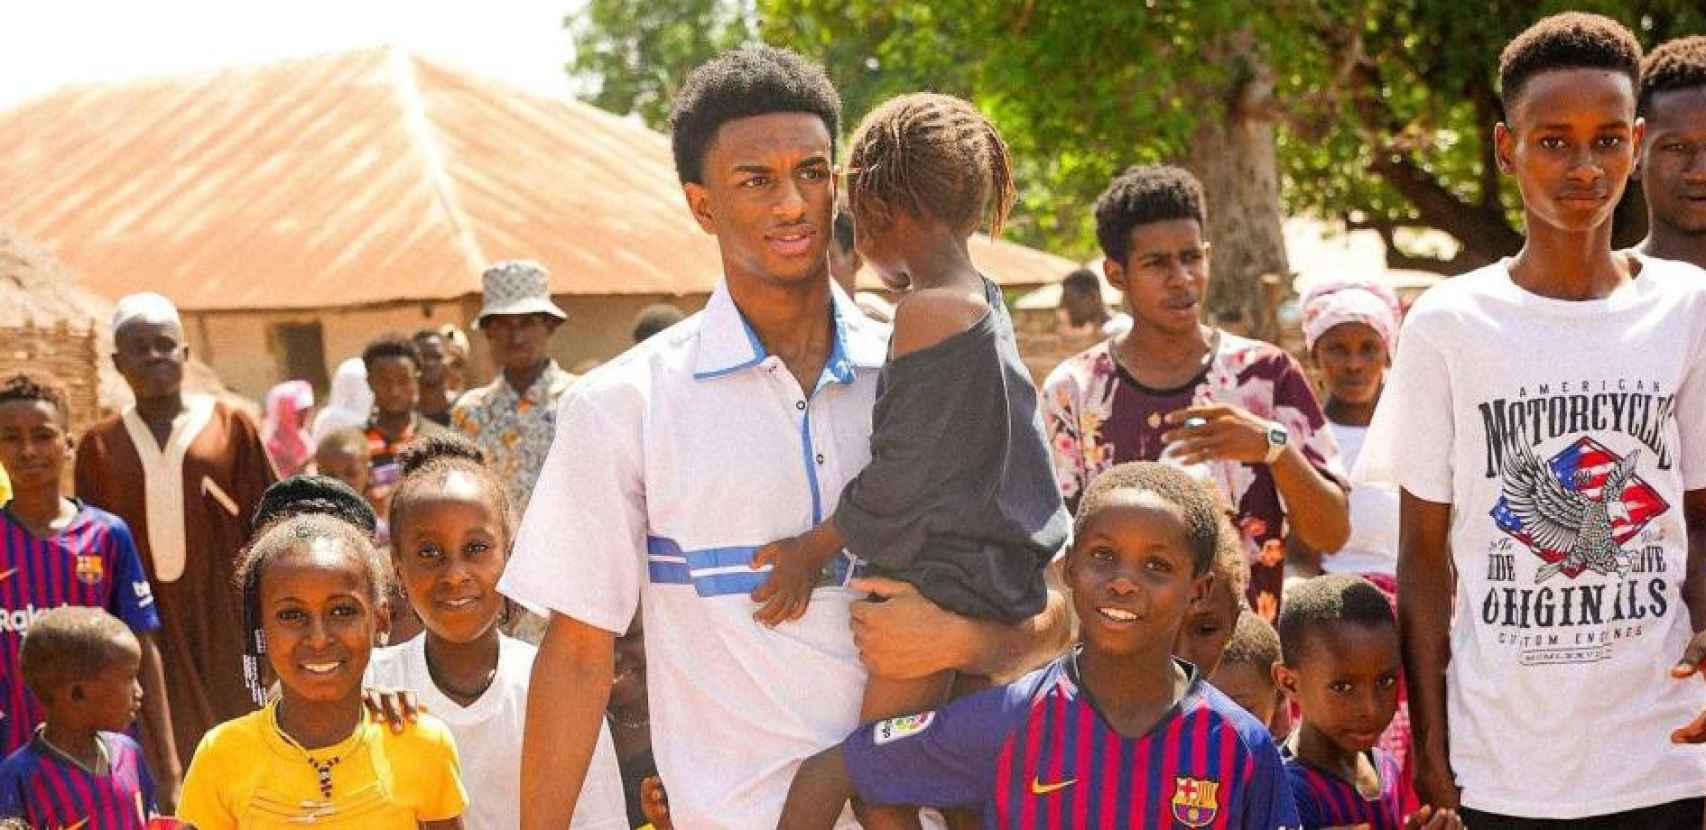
[1282,0,1706,273]
[565,0,1706,326]
[567,0,755,129]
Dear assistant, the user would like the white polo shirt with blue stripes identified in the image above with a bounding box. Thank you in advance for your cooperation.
[500,280,887,830]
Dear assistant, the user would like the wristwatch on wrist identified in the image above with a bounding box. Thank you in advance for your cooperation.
[1262,421,1289,465]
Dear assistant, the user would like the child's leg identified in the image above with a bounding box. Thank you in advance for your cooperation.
[851,672,955,830]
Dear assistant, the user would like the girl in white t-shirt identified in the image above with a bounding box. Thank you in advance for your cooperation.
[1299,279,1405,583]
[368,436,626,830]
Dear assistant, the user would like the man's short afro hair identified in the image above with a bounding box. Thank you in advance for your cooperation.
[1640,36,1706,118]
[1094,165,1206,266]
[361,332,419,371]
[1498,12,1642,112]
[1277,574,1395,666]
[668,45,841,185]
[1072,462,1224,577]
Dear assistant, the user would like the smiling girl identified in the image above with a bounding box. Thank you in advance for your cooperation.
[366,436,625,830]
[177,513,466,828]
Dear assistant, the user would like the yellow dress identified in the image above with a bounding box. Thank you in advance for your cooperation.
[178,701,467,828]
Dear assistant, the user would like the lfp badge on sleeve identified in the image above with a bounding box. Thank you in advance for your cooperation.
[1170,775,1220,827]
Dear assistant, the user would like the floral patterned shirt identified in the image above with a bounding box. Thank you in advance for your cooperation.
[1041,333,1345,619]
[450,361,579,514]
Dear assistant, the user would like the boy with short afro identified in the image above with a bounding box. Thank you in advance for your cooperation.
[1276,575,1458,829]
[1042,164,1348,623]
[0,370,179,805]
[1210,610,1285,737]
[1174,516,1248,676]
[1358,12,1706,826]
[0,607,158,827]
[780,462,1296,828]
[1635,35,1706,270]
[361,333,452,504]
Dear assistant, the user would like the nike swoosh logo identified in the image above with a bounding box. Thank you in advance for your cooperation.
[1031,776,1076,795]
[65,819,90,830]
[0,569,14,582]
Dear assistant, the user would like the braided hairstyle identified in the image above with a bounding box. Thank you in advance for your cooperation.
[845,93,1017,241]
[388,434,514,537]
[234,513,392,705]
[251,474,379,538]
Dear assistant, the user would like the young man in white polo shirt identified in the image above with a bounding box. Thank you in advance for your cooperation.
[500,46,1070,830]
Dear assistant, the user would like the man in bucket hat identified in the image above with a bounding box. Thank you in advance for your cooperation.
[451,260,577,516]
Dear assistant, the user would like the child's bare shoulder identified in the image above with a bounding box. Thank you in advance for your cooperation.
[891,286,990,358]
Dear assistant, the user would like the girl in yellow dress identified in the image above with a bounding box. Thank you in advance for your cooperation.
[178,512,467,828]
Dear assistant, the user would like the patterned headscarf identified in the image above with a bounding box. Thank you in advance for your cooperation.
[1300,279,1402,353]
[261,380,316,477]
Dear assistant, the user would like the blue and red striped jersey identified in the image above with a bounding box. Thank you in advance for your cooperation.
[0,504,160,755]
[1284,746,1403,830]
[0,730,156,829]
[842,651,1300,829]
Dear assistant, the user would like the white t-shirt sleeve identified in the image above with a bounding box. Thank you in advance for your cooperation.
[499,378,647,635]
[1356,317,1454,504]
[1673,305,1706,492]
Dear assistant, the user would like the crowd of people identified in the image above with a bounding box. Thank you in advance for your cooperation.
[0,10,1705,829]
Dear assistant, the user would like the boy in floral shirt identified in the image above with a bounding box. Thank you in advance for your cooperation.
[1041,165,1348,619]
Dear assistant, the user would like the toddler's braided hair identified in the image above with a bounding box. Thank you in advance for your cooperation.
[846,93,1016,240]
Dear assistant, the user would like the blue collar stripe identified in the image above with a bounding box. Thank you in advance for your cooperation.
[800,415,824,523]
[818,314,857,392]
[692,300,769,380]
[695,291,877,383]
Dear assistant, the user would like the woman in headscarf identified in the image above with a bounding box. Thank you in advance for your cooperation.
[260,380,316,477]
[310,357,374,445]
[1298,278,1403,583]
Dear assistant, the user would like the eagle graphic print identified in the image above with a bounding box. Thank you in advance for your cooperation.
[1494,438,1669,584]
[1473,379,1679,669]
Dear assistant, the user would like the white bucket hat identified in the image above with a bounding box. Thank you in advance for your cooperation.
[474,260,568,329]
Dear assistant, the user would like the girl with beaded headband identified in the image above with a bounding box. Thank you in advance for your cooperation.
[178,512,467,828]
[756,93,1071,829]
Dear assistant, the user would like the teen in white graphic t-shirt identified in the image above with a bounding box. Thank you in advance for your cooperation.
[1356,13,1706,827]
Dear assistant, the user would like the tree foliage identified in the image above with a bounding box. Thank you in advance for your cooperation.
[567,0,755,129]
[567,0,1706,269]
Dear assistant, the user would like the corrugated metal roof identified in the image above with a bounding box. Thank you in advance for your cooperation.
[0,47,1076,311]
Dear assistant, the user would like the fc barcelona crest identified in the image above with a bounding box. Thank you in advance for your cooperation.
[1171,776,1220,827]
[75,555,104,586]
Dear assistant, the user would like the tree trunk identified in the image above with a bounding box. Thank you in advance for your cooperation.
[1188,29,1289,344]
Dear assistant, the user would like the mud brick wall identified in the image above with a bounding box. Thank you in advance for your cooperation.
[0,320,102,435]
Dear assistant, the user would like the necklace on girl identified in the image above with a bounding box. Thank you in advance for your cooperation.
[427,656,497,702]
[272,704,358,800]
